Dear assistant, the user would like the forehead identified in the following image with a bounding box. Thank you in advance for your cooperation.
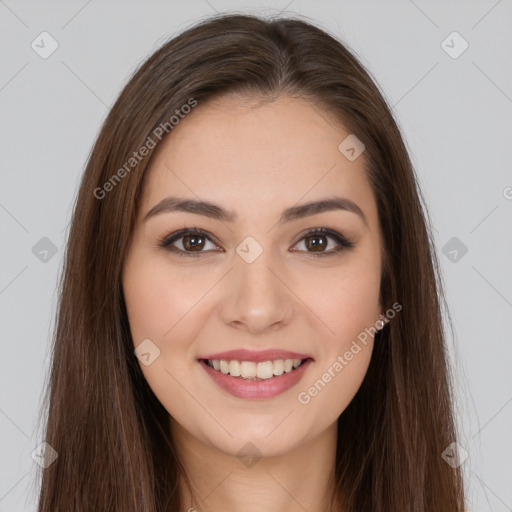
[140,95,378,229]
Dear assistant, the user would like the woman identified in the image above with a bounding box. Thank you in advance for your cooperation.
[36,13,466,511]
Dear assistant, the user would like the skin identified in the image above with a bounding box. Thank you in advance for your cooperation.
[122,94,383,512]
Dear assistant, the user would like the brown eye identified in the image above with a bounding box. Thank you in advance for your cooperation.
[303,234,328,252]
[182,233,206,251]
[159,227,354,258]
[159,228,220,256]
[291,228,355,255]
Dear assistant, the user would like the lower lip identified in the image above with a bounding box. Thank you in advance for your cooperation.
[199,358,313,400]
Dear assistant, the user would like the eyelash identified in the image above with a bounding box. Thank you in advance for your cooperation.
[157,227,355,258]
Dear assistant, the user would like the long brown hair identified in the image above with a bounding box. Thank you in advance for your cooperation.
[35,13,466,511]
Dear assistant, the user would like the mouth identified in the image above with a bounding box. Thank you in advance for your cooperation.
[197,356,314,400]
[199,357,312,381]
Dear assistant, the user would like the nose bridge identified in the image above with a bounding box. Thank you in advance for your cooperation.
[221,239,294,333]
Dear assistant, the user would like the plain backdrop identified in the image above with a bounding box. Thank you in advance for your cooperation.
[1,1,511,510]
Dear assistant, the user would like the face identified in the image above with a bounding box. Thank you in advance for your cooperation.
[122,94,383,458]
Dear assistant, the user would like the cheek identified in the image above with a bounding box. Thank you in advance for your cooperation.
[299,262,381,346]
[123,263,169,343]
[293,258,380,410]
[122,252,212,344]
[122,252,214,413]
[297,275,378,418]
[298,346,372,424]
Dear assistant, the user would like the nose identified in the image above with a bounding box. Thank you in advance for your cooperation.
[219,247,295,335]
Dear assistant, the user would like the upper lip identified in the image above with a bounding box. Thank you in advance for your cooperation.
[198,349,313,363]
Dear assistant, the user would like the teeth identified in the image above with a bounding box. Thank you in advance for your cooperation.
[240,361,257,378]
[206,358,305,380]
[229,360,241,376]
[273,359,284,376]
[219,360,230,374]
[256,361,273,379]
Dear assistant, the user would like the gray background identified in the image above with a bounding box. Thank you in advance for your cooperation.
[1,0,511,510]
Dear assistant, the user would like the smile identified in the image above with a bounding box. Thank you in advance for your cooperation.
[198,357,314,400]
[206,358,304,380]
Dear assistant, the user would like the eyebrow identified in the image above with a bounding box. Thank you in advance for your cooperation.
[143,196,367,227]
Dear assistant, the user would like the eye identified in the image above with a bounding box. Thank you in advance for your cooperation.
[291,227,355,256]
[158,228,221,257]
[158,227,355,257]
